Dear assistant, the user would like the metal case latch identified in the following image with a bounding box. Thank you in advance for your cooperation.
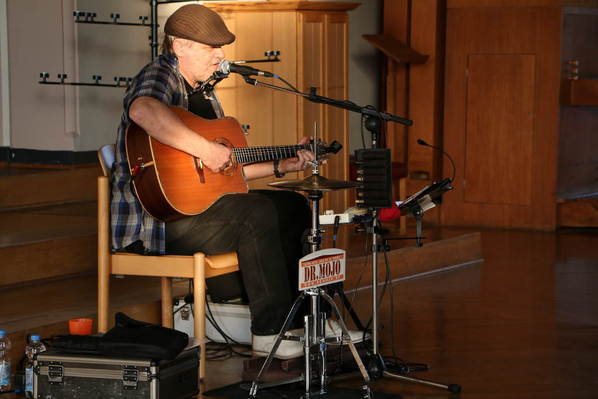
[122,366,139,390]
[48,363,64,384]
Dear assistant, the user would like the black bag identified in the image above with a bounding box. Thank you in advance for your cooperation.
[98,312,189,360]
[51,334,101,355]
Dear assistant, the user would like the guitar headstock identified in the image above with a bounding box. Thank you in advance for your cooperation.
[311,140,342,156]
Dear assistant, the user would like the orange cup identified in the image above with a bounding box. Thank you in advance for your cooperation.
[69,318,93,335]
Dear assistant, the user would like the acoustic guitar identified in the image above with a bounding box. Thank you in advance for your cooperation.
[125,106,341,222]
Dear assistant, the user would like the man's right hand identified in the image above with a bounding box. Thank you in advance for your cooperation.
[197,140,232,172]
[129,97,232,173]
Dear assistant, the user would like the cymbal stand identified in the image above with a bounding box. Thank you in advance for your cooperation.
[249,165,372,399]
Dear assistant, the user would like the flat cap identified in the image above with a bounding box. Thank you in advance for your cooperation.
[165,4,235,47]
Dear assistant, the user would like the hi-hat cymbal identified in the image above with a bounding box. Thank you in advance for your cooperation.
[269,174,360,192]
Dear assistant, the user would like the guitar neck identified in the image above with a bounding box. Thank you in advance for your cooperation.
[233,144,309,164]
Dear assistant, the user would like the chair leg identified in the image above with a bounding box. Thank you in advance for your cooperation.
[193,253,206,383]
[161,277,174,328]
[97,258,110,333]
[97,177,111,333]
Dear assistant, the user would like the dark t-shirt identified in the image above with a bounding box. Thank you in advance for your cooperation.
[184,81,218,120]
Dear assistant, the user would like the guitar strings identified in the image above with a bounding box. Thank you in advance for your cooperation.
[233,144,310,163]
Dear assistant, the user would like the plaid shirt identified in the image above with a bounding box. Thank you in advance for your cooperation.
[111,54,187,255]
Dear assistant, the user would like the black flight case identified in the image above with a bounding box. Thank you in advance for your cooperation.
[33,345,199,399]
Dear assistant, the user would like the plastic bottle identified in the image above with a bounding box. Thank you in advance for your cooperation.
[0,330,12,392]
[24,335,45,398]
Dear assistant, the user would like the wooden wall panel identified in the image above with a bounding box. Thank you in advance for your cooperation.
[324,13,349,213]
[383,0,410,172]
[557,11,598,198]
[442,6,561,229]
[233,12,274,149]
[230,12,275,190]
[299,12,325,141]
[382,0,445,216]
[464,54,535,206]
[272,12,298,147]
[214,13,238,125]
[408,0,444,206]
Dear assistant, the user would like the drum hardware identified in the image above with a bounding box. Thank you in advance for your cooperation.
[249,126,372,399]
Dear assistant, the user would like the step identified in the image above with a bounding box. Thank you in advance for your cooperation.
[0,275,190,375]
[322,223,483,290]
[0,165,99,211]
[0,202,97,287]
[558,197,598,227]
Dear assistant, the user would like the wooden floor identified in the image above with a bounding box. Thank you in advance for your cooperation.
[201,227,598,399]
[2,165,597,398]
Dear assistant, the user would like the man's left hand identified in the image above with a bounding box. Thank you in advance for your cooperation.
[279,137,316,173]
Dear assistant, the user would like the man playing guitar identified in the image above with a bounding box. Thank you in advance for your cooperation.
[111,4,316,358]
[111,4,360,359]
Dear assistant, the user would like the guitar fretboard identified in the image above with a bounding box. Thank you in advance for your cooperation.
[233,145,310,164]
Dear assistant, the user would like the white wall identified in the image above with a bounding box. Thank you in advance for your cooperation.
[7,0,77,151]
[0,0,9,148]
[75,0,150,151]
[6,0,380,153]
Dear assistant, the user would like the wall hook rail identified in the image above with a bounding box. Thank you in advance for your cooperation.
[40,1,283,89]
[39,73,132,88]
[73,11,151,27]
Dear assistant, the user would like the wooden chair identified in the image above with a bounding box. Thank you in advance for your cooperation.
[97,144,239,381]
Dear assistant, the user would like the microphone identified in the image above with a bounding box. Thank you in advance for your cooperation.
[218,60,277,78]
[378,204,402,222]
[416,139,456,182]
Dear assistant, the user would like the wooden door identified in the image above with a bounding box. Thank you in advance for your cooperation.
[442,4,561,229]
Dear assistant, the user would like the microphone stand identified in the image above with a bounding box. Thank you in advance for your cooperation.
[241,76,413,126]
[240,76,461,393]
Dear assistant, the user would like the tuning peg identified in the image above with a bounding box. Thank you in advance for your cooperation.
[110,13,120,23]
[58,73,67,83]
[39,72,50,82]
[139,16,148,25]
